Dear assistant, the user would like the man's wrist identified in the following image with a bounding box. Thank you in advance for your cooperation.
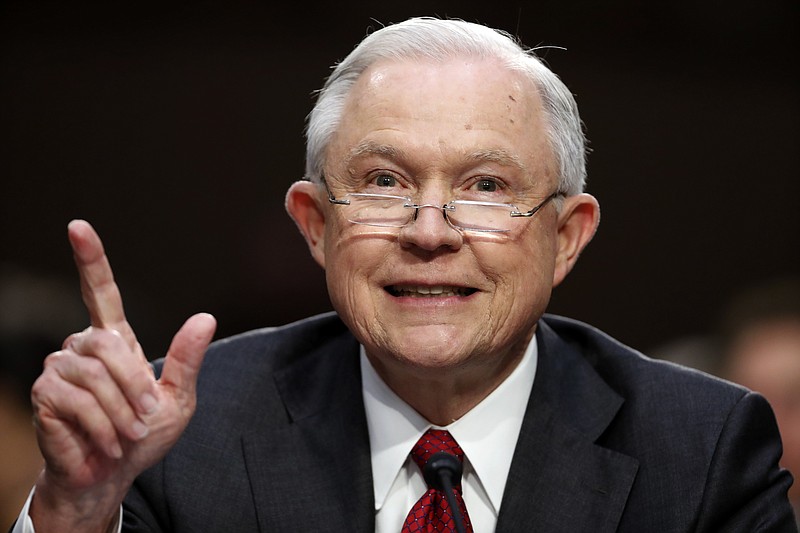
[28,473,124,533]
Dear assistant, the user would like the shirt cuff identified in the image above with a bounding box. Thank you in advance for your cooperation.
[11,488,123,533]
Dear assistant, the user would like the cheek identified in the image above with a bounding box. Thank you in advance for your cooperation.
[325,256,368,335]
[325,244,359,305]
[477,228,556,289]
[473,230,556,320]
[324,231,386,314]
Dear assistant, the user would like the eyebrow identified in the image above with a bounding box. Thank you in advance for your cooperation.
[345,141,525,172]
[466,149,525,171]
[345,141,405,167]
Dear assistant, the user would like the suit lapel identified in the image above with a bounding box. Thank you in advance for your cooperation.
[496,319,639,532]
[234,315,639,531]
[241,331,375,532]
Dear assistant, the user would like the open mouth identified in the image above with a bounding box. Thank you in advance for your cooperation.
[386,285,477,297]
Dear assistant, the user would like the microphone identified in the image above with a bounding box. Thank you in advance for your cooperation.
[423,451,467,533]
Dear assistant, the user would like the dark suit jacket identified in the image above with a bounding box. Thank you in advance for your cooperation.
[123,313,797,532]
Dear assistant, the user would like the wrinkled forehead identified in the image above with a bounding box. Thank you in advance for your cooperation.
[329,57,555,175]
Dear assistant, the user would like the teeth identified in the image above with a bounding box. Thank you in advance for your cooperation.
[390,285,471,297]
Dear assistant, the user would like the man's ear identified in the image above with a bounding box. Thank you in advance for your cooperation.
[552,193,600,287]
[285,180,327,268]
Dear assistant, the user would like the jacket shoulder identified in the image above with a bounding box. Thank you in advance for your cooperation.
[540,313,746,407]
[539,314,794,531]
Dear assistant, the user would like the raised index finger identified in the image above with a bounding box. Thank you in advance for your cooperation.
[67,220,130,334]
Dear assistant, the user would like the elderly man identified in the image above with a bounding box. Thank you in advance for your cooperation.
[15,17,796,532]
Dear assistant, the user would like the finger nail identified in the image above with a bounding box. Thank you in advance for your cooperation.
[139,393,158,414]
[110,442,123,459]
[131,420,149,440]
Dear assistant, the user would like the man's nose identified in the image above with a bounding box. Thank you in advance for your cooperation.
[398,204,463,252]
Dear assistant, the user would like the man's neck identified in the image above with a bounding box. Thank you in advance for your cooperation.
[364,337,532,425]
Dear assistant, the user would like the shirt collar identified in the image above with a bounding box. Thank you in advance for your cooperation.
[361,336,538,514]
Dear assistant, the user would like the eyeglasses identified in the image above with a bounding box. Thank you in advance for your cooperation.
[324,182,563,234]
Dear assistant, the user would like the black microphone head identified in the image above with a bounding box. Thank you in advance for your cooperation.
[423,451,463,490]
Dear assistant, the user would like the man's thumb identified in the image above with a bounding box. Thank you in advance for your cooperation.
[160,313,217,393]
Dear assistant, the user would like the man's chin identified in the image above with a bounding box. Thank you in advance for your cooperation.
[377,327,476,367]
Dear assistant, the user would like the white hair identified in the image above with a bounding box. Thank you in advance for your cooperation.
[305,17,587,196]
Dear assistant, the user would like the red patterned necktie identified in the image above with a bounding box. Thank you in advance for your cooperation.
[401,429,474,533]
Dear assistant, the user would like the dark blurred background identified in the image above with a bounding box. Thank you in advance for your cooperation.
[1,0,798,357]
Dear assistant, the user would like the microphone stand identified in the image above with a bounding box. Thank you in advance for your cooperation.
[424,452,467,533]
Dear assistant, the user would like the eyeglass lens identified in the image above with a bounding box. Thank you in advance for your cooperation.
[346,196,514,232]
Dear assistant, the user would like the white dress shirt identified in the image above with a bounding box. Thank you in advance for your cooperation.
[362,336,538,533]
[14,335,537,533]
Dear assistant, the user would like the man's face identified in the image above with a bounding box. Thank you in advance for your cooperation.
[295,58,595,385]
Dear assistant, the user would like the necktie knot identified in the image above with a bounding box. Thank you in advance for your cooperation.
[402,429,473,532]
[410,429,464,481]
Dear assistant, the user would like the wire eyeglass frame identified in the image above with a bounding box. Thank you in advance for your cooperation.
[322,177,564,234]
